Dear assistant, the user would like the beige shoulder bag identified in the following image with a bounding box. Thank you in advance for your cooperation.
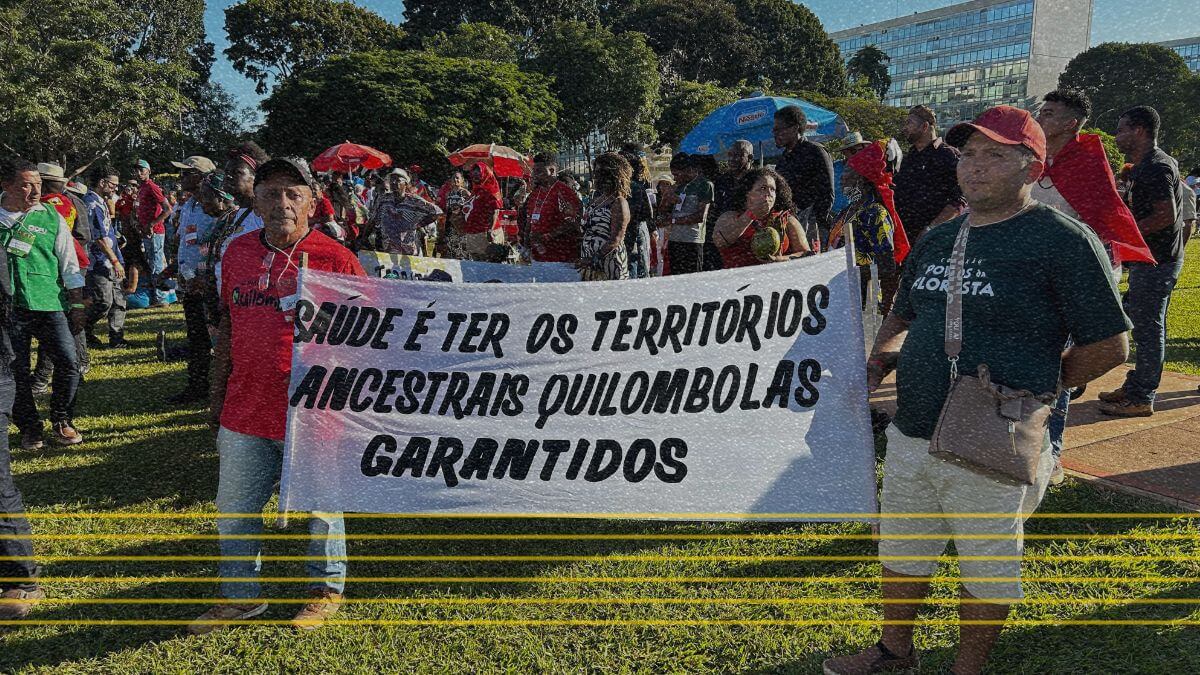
[928,214,1054,486]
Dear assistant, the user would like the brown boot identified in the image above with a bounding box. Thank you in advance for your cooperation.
[823,640,919,675]
[20,429,43,450]
[1097,387,1127,403]
[0,587,46,620]
[52,421,83,446]
[1099,399,1153,417]
[291,588,344,631]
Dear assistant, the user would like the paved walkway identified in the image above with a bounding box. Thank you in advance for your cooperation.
[870,365,1200,510]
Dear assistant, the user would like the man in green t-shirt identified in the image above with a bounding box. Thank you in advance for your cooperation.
[666,154,713,274]
[824,107,1130,675]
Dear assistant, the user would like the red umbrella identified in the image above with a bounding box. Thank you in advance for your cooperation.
[447,143,531,178]
[312,141,393,173]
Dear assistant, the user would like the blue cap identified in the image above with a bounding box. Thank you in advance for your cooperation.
[134,159,150,170]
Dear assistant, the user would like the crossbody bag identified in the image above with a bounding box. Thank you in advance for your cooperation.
[928,211,1055,485]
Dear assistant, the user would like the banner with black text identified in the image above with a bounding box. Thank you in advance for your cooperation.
[280,253,877,519]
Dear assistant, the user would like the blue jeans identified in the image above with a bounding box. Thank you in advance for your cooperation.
[10,308,79,429]
[0,365,38,589]
[1122,258,1185,404]
[143,233,166,302]
[1048,389,1071,461]
[215,427,346,600]
[625,222,651,279]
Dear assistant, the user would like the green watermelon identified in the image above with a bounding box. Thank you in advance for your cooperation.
[751,226,782,260]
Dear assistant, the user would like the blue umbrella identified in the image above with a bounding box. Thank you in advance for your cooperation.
[678,94,849,158]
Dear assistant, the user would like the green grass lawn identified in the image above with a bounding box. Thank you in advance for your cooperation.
[2,243,1198,673]
[1164,238,1200,375]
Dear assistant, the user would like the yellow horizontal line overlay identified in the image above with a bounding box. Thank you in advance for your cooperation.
[3,533,1198,541]
[7,576,1197,584]
[1,619,1199,627]
[15,554,1200,563]
[5,512,1197,519]
[4,597,1200,606]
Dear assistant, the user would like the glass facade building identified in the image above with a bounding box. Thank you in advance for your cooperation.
[832,0,1093,126]
[1159,37,1200,73]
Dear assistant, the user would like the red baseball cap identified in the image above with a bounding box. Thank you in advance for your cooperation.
[946,105,1046,163]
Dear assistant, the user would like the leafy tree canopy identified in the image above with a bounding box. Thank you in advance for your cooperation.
[1083,127,1126,175]
[732,0,847,96]
[783,90,908,148]
[609,0,846,96]
[847,45,891,101]
[527,21,661,147]
[1059,42,1200,167]
[655,80,741,147]
[613,0,754,87]
[423,22,523,63]
[0,0,204,174]
[260,50,559,172]
[224,0,406,95]
[403,0,600,38]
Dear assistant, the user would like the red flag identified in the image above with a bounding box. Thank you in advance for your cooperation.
[1045,134,1155,265]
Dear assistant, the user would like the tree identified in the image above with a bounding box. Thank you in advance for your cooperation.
[423,22,522,63]
[402,0,600,39]
[147,81,255,170]
[847,45,891,101]
[785,90,908,145]
[139,40,254,166]
[1059,42,1200,167]
[733,0,848,96]
[527,21,661,155]
[655,80,740,147]
[1082,127,1125,175]
[224,0,406,95]
[0,0,203,174]
[261,50,559,173]
[611,0,847,94]
[613,0,755,87]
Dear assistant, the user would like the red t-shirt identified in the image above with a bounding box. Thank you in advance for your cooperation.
[220,229,365,440]
[313,194,335,222]
[525,182,581,263]
[115,195,134,222]
[137,179,167,234]
[463,192,502,235]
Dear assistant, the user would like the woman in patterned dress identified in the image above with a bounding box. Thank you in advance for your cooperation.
[578,152,631,281]
[825,140,910,315]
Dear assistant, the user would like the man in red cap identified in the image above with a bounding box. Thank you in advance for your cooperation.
[824,106,1131,675]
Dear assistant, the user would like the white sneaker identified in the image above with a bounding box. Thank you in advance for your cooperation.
[1050,460,1065,486]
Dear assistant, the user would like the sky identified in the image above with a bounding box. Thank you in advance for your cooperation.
[205,0,1196,113]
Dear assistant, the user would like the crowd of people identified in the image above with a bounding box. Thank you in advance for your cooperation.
[0,87,1196,673]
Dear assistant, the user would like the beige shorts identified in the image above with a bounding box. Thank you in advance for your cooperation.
[878,424,1053,602]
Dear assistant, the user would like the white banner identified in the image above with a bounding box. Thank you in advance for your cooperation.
[281,252,877,519]
[358,251,580,283]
